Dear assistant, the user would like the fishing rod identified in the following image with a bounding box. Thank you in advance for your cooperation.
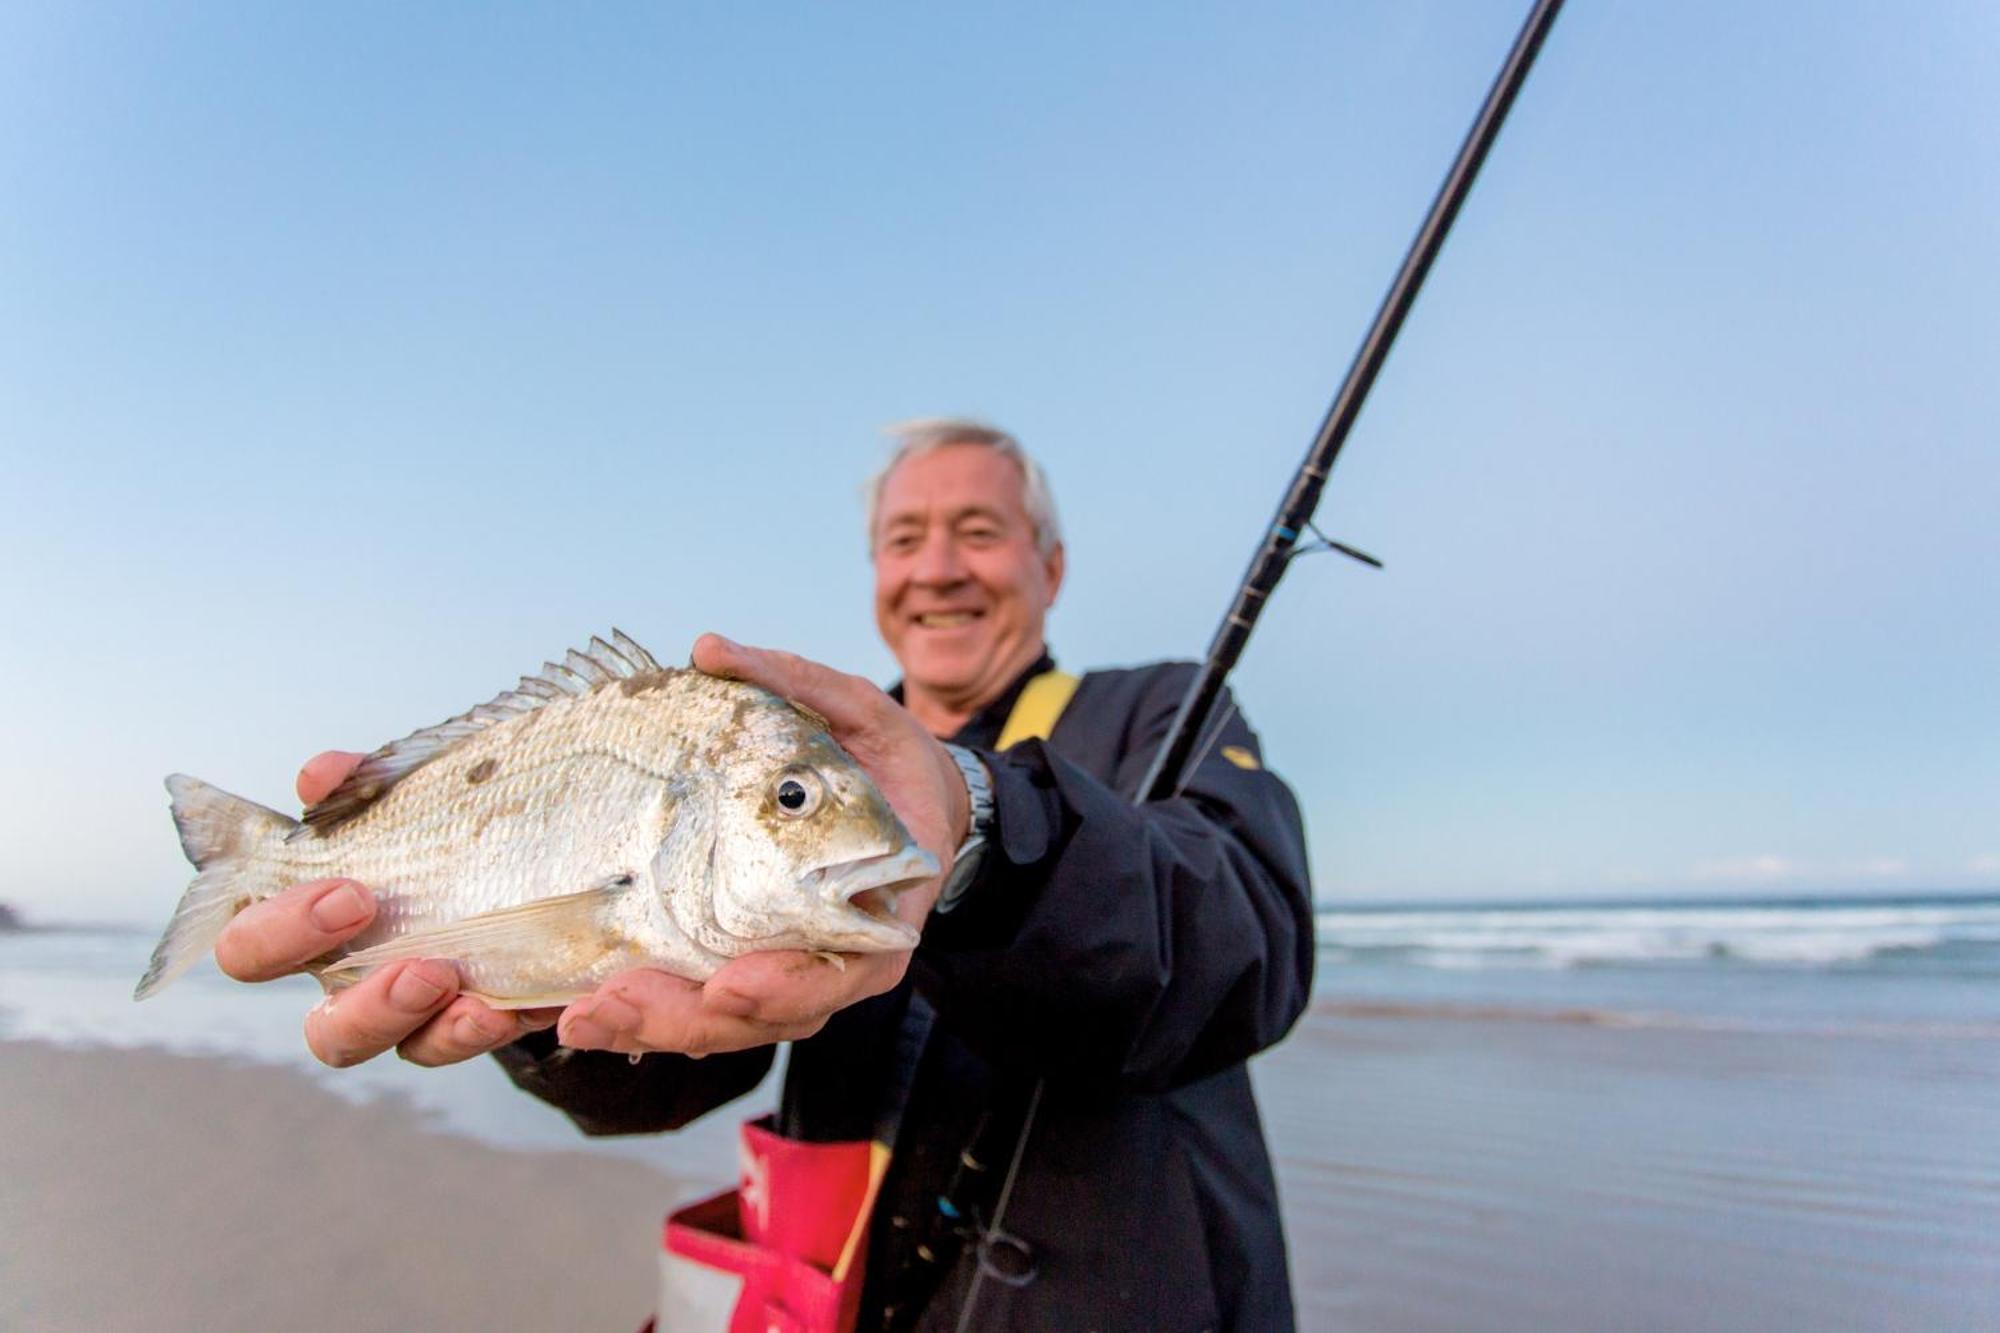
[949,8,1577,1327]
[1137,0,1568,802]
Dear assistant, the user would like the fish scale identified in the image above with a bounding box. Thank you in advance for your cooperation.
[135,631,938,1006]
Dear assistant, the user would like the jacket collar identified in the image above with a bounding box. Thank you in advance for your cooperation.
[888,650,1058,747]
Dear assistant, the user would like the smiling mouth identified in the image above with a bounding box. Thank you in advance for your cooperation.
[913,611,983,629]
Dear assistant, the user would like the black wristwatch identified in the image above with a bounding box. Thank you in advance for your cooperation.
[936,743,995,913]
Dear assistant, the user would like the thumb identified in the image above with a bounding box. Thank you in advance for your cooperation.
[690,635,877,733]
[297,750,365,806]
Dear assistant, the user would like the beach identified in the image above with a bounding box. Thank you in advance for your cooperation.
[0,1039,681,1333]
[6,1002,1996,1332]
[1270,1007,2000,1332]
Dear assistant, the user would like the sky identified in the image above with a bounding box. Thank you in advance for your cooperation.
[1,2,1995,922]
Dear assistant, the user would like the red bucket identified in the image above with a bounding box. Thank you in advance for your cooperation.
[656,1115,885,1333]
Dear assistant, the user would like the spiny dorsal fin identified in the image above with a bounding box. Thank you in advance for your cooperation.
[289,629,667,841]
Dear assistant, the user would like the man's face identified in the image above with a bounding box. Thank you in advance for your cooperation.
[872,443,1065,710]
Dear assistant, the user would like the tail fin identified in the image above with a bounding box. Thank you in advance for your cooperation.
[134,775,298,1000]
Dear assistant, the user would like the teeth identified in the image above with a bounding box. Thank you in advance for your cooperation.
[916,612,976,628]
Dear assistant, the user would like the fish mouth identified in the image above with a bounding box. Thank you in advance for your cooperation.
[802,845,938,947]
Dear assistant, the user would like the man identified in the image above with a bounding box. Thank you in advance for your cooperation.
[218,420,1315,1330]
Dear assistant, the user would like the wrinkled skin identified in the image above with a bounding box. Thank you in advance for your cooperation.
[873,441,1064,737]
[213,635,969,1067]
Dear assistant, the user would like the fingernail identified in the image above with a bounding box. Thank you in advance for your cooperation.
[562,1016,611,1049]
[705,987,758,1019]
[310,883,370,931]
[590,995,641,1034]
[390,960,454,1009]
[454,1011,508,1047]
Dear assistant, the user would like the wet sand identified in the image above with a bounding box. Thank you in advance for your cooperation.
[5,1012,1998,1332]
[1263,1007,2000,1332]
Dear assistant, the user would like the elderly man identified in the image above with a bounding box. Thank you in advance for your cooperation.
[219,420,1315,1331]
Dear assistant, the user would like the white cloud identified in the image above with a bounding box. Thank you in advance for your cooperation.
[1690,854,1796,884]
[1685,854,1919,888]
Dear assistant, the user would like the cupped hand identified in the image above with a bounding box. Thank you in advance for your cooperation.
[211,749,557,1069]
[556,633,970,1058]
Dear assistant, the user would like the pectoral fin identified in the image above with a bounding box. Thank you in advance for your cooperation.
[320,876,641,1003]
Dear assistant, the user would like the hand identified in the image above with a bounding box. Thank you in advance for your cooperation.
[556,633,970,1058]
[212,750,558,1068]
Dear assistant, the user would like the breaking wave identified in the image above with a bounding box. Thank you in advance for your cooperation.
[1315,894,2000,974]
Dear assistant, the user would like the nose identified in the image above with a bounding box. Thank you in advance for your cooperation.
[911,528,968,585]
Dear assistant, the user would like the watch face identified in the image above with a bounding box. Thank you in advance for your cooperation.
[936,840,987,913]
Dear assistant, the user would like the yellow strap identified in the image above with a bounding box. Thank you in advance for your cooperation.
[827,671,1078,1280]
[995,670,1080,750]
[832,1141,895,1282]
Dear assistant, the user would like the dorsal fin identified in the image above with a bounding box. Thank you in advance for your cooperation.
[290,629,667,841]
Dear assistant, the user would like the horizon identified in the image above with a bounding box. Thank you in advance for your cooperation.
[11,884,2000,935]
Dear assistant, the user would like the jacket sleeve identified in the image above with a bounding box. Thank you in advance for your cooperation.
[916,665,1316,1093]
[492,1030,774,1137]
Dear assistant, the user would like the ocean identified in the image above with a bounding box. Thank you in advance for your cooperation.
[2,891,1996,1148]
[1314,890,2000,1033]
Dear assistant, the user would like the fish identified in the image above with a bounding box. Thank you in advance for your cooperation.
[134,631,937,1006]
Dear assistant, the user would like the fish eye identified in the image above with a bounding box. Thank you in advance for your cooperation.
[773,769,824,818]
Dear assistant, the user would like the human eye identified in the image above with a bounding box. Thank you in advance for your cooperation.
[958,519,1003,545]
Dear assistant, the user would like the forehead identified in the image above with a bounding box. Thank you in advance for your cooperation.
[876,444,1029,523]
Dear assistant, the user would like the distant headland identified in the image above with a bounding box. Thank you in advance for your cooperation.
[0,902,22,931]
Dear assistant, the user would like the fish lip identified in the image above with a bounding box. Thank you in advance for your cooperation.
[801,845,938,945]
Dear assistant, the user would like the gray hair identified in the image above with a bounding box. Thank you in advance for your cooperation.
[864,417,1064,557]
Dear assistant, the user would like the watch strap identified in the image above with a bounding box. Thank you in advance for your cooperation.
[936,743,994,913]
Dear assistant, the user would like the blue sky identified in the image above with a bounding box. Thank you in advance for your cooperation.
[2,2,1994,921]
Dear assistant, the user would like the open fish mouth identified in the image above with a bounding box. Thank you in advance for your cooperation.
[802,845,938,946]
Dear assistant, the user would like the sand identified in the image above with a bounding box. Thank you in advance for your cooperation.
[1262,1008,2000,1332]
[0,1041,679,1333]
[5,1012,1997,1332]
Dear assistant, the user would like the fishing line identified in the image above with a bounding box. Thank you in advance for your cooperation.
[952,1078,1046,1333]
[1288,519,1384,570]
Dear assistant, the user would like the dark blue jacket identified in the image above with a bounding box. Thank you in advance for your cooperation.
[498,659,1316,1331]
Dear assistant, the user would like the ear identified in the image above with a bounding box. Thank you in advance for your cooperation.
[1042,542,1066,606]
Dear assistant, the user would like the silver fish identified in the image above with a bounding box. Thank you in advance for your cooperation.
[135,631,936,1006]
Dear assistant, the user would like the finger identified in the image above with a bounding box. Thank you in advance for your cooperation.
[396,994,543,1068]
[215,878,376,982]
[304,959,460,1068]
[297,750,366,806]
[559,968,797,1058]
[703,950,907,1027]
[559,968,702,1053]
[691,635,881,734]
